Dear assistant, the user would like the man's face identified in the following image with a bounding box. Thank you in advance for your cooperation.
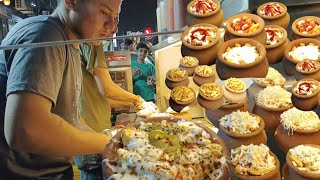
[72,0,122,46]
[137,47,148,61]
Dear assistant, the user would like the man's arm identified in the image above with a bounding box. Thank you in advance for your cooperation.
[4,92,110,157]
[93,67,140,103]
[109,98,134,109]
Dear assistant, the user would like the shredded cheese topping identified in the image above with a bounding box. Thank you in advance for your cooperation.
[219,111,260,134]
[280,107,320,135]
[259,3,284,17]
[223,43,260,64]
[255,67,286,86]
[137,102,159,116]
[255,86,292,109]
[265,28,283,46]
[289,43,320,61]
[190,0,217,15]
[184,26,216,46]
[293,80,318,96]
[107,120,226,179]
[289,145,320,173]
[231,144,276,176]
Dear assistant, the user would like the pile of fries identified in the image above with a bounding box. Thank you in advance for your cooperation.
[196,65,214,76]
[171,86,195,102]
[225,78,246,92]
[200,83,221,98]
[168,68,186,80]
[181,56,198,67]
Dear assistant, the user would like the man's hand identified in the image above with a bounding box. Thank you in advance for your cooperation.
[133,67,142,77]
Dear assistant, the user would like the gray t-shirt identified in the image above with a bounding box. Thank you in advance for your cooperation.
[0,15,82,179]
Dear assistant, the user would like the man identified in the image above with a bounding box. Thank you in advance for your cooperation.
[125,38,136,52]
[74,42,142,179]
[0,0,122,179]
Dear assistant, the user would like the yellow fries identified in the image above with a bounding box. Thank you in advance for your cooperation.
[289,154,304,167]
[249,167,275,176]
[171,86,195,102]
[225,78,246,92]
[181,56,198,67]
[196,65,213,76]
[168,68,186,80]
[200,83,220,98]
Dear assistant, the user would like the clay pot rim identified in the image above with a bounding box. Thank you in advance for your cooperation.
[180,56,199,68]
[226,13,265,37]
[286,144,320,179]
[181,23,221,50]
[265,25,288,49]
[292,16,320,37]
[219,113,265,138]
[170,87,196,105]
[291,79,320,98]
[296,60,320,74]
[224,80,247,93]
[221,99,245,109]
[235,151,280,179]
[284,38,320,64]
[279,124,320,134]
[186,0,221,18]
[199,83,224,101]
[166,68,188,82]
[217,38,267,69]
[256,102,293,112]
[256,2,288,20]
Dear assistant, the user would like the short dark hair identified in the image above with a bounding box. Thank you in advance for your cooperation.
[136,42,149,51]
[125,39,134,46]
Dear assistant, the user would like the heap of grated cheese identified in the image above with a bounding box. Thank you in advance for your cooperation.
[255,86,292,109]
[255,67,286,86]
[219,111,260,134]
[289,145,320,173]
[280,107,320,135]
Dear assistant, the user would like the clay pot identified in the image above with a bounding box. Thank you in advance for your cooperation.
[234,151,281,180]
[216,38,268,80]
[295,60,320,81]
[205,100,248,127]
[197,84,224,110]
[102,117,232,180]
[181,23,221,65]
[223,79,247,103]
[291,16,320,41]
[169,86,196,113]
[165,69,189,90]
[275,124,320,154]
[282,163,314,180]
[224,13,266,44]
[265,25,289,64]
[291,79,320,111]
[178,56,199,76]
[257,2,290,29]
[283,38,320,76]
[252,103,292,132]
[185,0,224,27]
[218,114,267,151]
[193,70,215,87]
[285,144,320,180]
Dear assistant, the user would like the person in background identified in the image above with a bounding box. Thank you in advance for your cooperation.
[74,42,142,180]
[125,38,136,52]
[0,0,123,179]
[132,42,156,102]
